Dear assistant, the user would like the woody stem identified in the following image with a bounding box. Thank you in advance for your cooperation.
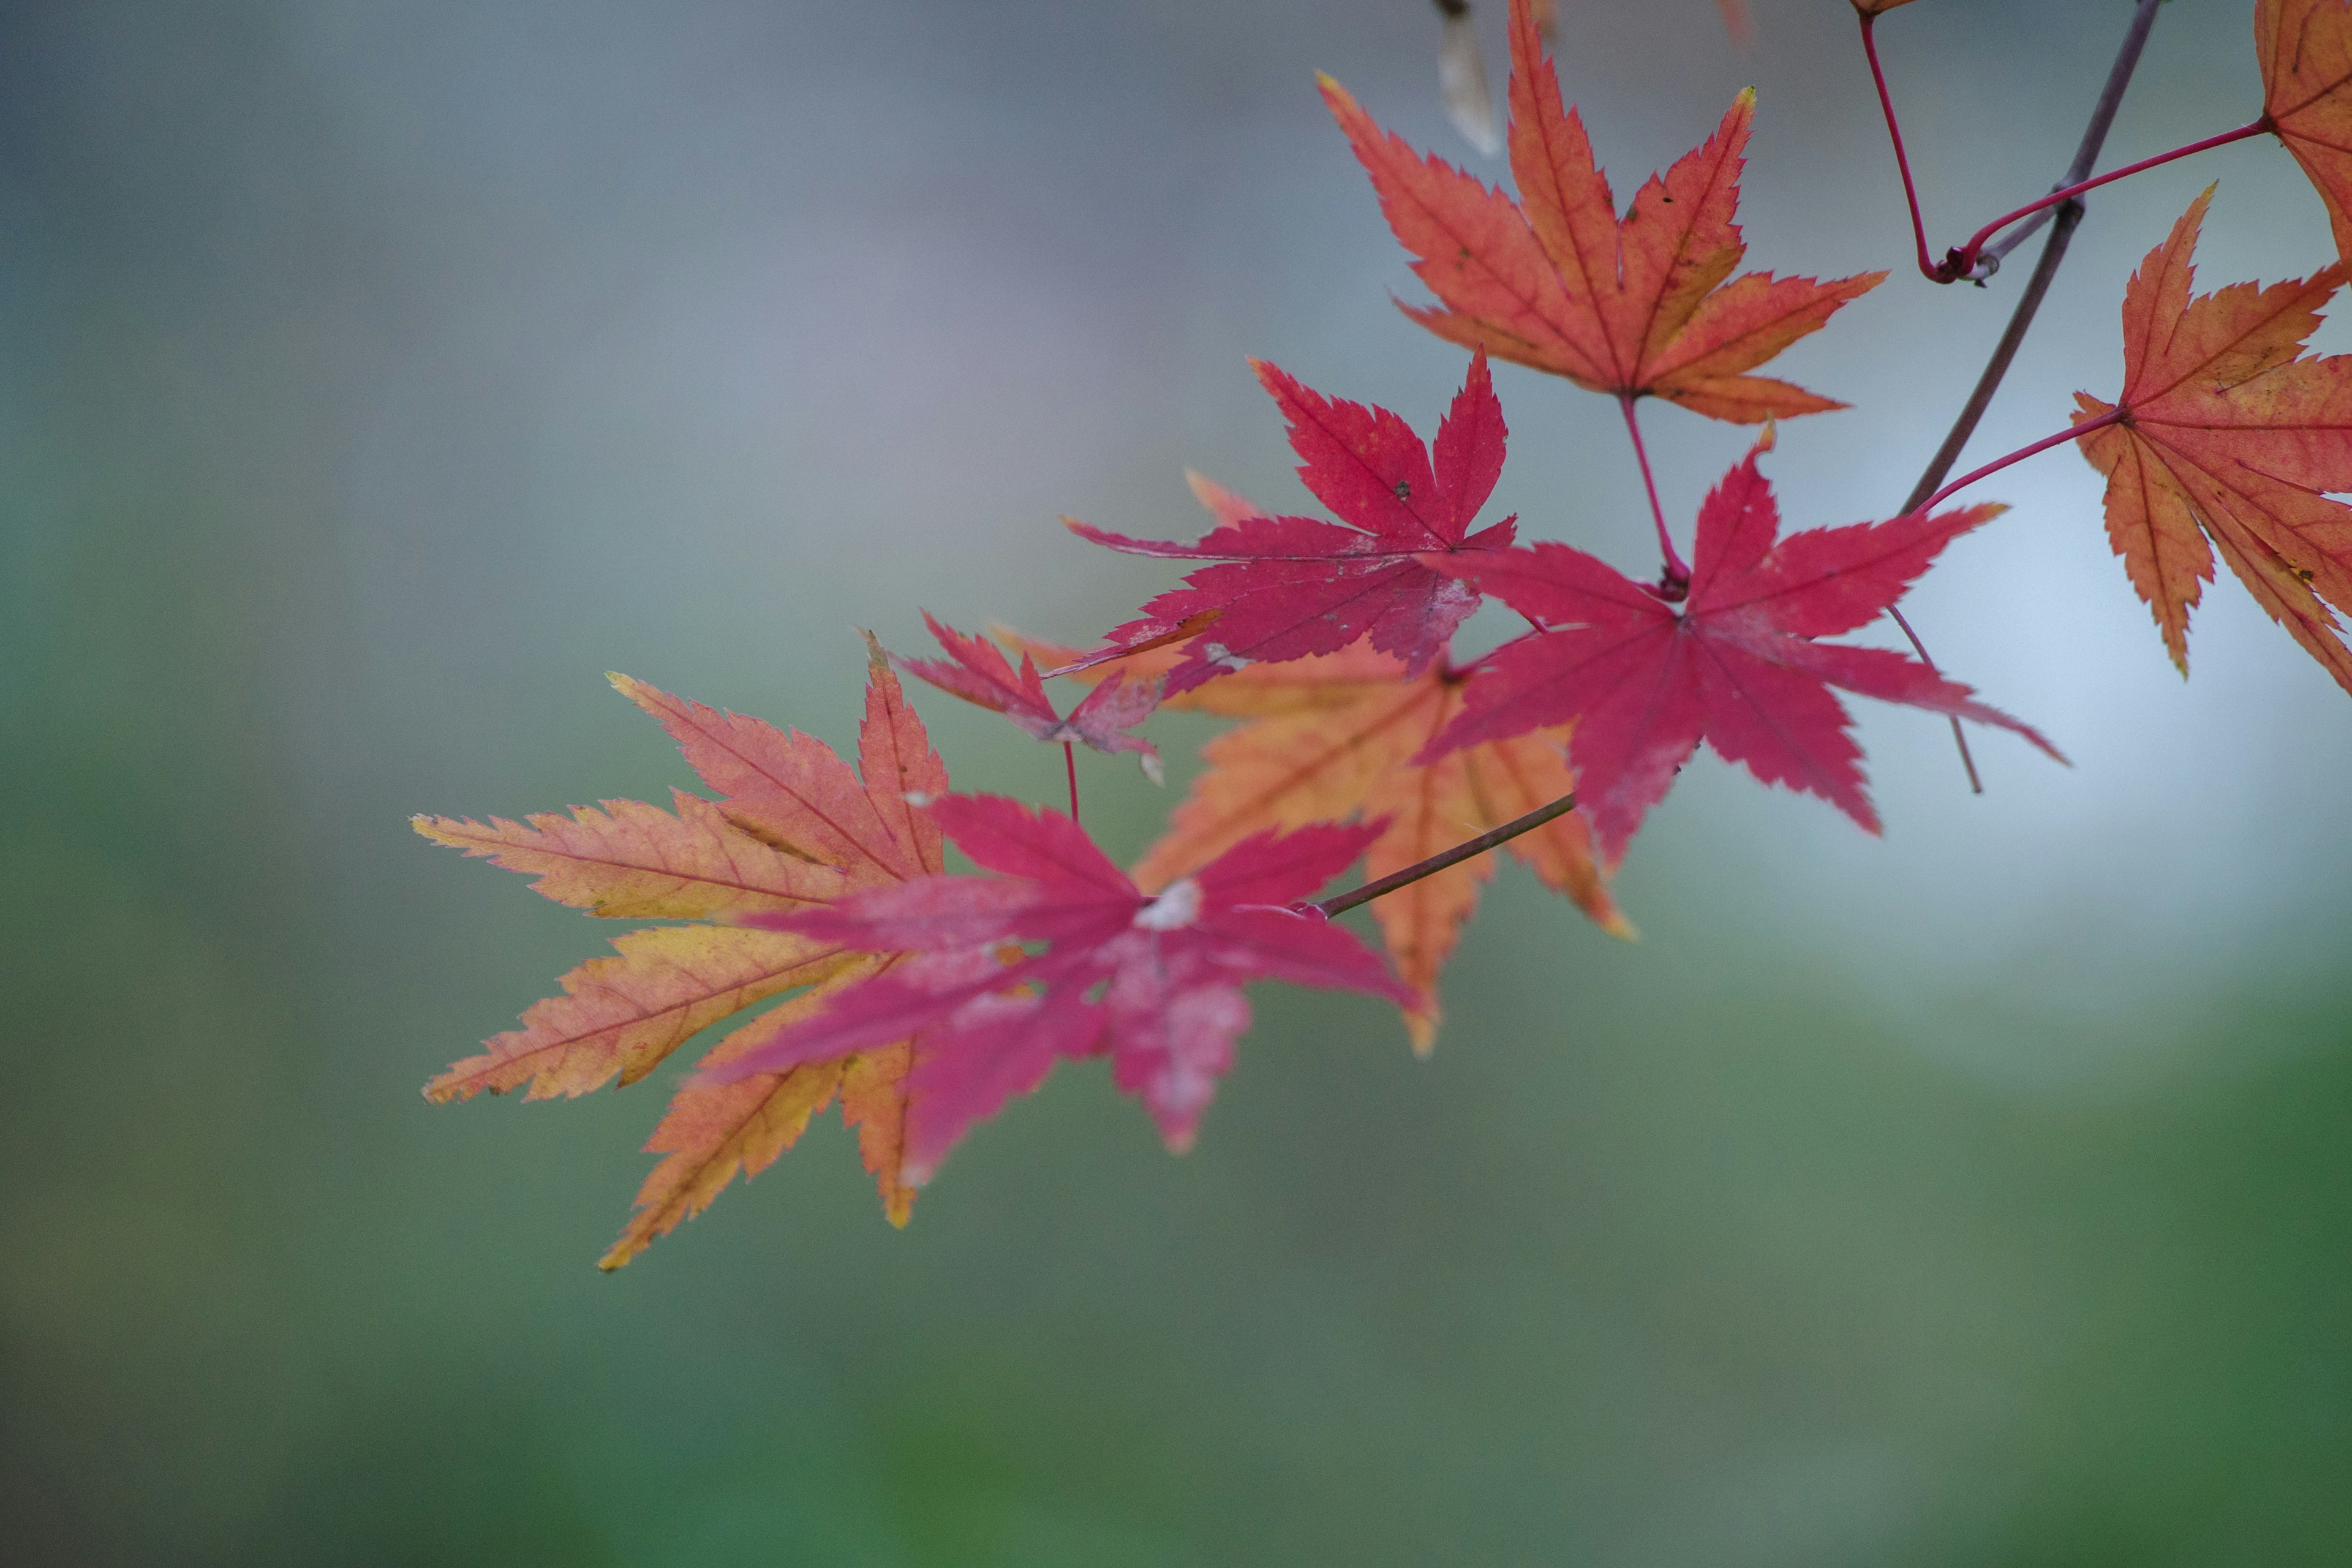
[1063,741,1080,823]
[1889,0,2161,790]
[1310,790,1579,919]
[1859,15,1941,283]
[1943,117,2272,281]
[1619,396,1690,590]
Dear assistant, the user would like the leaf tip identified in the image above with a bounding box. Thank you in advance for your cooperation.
[1406,1014,1438,1057]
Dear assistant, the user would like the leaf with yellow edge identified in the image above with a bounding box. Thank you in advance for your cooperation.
[600,959,916,1270]
[1325,0,1880,422]
[418,636,948,1265]
[2073,188,2352,696]
[426,926,862,1102]
[1015,626,1629,1054]
[413,791,849,920]
[2260,0,2352,268]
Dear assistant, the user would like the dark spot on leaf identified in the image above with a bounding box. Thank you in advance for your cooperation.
[1393,481,1412,500]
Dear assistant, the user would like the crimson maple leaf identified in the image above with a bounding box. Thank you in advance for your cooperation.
[896,612,1164,781]
[1060,351,1515,694]
[703,795,1409,1178]
[1325,0,1881,422]
[1425,443,2063,863]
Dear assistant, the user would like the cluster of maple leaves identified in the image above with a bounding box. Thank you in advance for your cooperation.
[422,0,2352,1267]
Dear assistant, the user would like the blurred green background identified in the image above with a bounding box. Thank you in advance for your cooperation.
[4,1,2348,1562]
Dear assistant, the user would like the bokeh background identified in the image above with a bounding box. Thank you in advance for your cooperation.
[5,1,2349,1562]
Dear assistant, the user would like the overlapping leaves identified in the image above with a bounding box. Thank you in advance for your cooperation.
[417,638,946,1267]
[711,796,1408,1174]
[1428,443,2060,862]
[1062,352,1517,692]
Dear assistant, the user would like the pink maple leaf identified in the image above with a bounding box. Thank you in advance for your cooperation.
[1057,350,1518,693]
[896,614,1164,781]
[703,794,1408,1180]
[1426,442,2064,864]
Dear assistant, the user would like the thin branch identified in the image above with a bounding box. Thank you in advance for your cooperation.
[1309,789,1580,919]
[1890,0,2163,789]
[1063,740,1080,823]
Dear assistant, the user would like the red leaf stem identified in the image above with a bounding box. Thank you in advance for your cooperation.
[1619,395,1691,595]
[1860,16,1942,283]
[1915,405,2127,516]
[1940,118,2274,282]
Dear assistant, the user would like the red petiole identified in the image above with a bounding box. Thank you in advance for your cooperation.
[1861,11,2268,285]
[1912,405,2125,516]
[1063,740,1080,823]
[1619,396,1691,598]
[1937,117,2274,283]
[1860,16,1941,284]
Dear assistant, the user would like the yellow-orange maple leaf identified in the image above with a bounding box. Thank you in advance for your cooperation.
[2260,0,2352,267]
[2073,189,2352,697]
[417,635,947,1267]
[1324,0,1880,423]
[1021,627,1630,1054]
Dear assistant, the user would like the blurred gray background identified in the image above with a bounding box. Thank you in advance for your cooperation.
[3,1,2347,1563]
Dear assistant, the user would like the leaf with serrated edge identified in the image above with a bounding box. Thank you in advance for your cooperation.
[1323,0,1880,422]
[1012,629,1628,1053]
[2260,0,2352,267]
[421,645,949,1264]
[2073,187,2352,695]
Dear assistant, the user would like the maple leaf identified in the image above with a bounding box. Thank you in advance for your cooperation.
[1423,443,2062,863]
[1322,0,1882,423]
[1060,350,1517,693]
[1020,627,1630,1054]
[703,795,1410,1178]
[417,636,950,1268]
[895,612,1164,782]
[2072,188,2352,696]
[2260,0,2352,267]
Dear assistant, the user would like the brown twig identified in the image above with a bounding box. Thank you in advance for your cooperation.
[1310,0,2166,922]
[1309,790,1579,919]
[1890,0,2163,793]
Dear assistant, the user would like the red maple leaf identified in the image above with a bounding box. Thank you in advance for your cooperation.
[1325,0,1881,422]
[896,612,1164,780]
[1425,443,2064,863]
[1059,351,1516,694]
[703,795,1409,1180]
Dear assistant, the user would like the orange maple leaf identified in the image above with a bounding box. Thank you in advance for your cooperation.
[1324,0,1881,423]
[2073,188,2352,696]
[1014,618,1629,1055]
[416,635,948,1267]
[2260,0,2352,267]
